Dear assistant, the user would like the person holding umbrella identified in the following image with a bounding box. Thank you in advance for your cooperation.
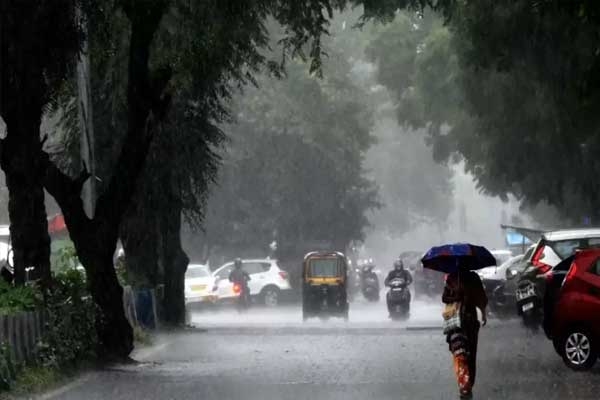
[421,244,491,399]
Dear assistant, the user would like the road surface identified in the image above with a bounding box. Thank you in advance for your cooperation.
[35,299,600,400]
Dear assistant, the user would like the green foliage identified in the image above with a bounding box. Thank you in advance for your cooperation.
[0,344,16,391]
[37,269,96,369]
[51,241,80,273]
[11,365,63,395]
[367,3,600,224]
[442,0,600,223]
[0,281,37,315]
[203,38,379,256]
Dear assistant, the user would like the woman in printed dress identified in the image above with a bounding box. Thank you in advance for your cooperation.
[442,270,488,399]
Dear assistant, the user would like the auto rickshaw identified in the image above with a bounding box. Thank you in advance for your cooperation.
[302,251,349,321]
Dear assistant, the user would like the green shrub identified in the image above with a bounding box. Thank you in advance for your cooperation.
[37,269,97,369]
[12,365,63,395]
[0,344,16,391]
[52,242,81,273]
[0,280,38,315]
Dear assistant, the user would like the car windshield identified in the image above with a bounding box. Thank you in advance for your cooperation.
[549,239,584,259]
[186,267,209,279]
[309,258,339,277]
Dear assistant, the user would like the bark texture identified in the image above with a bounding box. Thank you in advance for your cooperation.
[41,0,170,359]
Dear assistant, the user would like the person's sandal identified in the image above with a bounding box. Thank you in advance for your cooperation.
[459,390,473,399]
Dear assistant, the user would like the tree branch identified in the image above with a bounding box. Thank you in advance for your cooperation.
[93,0,170,227]
[40,149,92,238]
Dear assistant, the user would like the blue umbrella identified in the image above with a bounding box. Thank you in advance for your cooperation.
[421,243,497,274]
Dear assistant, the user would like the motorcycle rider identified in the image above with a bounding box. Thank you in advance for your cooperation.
[385,258,413,314]
[361,261,380,299]
[229,258,251,307]
[385,258,413,286]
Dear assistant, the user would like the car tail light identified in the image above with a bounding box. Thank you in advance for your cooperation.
[563,263,578,286]
[279,271,288,280]
[531,246,551,273]
[233,283,241,295]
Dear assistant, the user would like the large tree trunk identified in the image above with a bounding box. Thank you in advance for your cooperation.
[158,198,188,326]
[0,108,51,286]
[41,0,170,359]
[75,233,133,358]
[0,3,52,286]
[120,198,159,289]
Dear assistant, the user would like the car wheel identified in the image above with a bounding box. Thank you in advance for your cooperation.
[561,328,598,371]
[262,287,280,307]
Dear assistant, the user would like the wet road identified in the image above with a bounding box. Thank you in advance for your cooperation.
[37,299,600,400]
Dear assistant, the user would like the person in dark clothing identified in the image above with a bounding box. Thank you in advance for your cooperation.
[384,259,413,286]
[442,270,488,399]
[229,258,250,285]
[229,258,251,309]
[384,259,413,314]
[361,263,379,287]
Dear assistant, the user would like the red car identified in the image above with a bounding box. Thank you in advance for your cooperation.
[552,249,600,370]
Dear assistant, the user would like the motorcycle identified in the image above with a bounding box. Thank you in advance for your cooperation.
[488,282,514,319]
[386,277,411,320]
[347,267,362,302]
[516,280,542,331]
[361,273,380,302]
[233,281,251,311]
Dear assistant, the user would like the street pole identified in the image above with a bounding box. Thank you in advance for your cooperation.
[76,8,96,218]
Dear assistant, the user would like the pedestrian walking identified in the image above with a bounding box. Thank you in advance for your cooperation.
[442,270,488,398]
[420,243,493,399]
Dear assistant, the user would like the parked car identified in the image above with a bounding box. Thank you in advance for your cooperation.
[491,249,513,266]
[476,249,512,290]
[540,255,576,338]
[479,254,524,318]
[184,264,218,306]
[506,245,536,280]
[478,254,521,284]
[516,228,600,329]
[487,246,537,317]
[212,259,292,306]
[551,249,600,370]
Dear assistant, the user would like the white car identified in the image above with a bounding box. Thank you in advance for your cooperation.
[212,259,292,306]
[527,228,600,270]
[491,249,513,266]
[185,264,218,305]
[478,254,524,282]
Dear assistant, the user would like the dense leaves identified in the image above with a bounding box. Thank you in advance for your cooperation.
[202,52,378,259]
[444,0,600,223]
[367,3,600,225]
[0,281,37,315]
[38,269,96,369]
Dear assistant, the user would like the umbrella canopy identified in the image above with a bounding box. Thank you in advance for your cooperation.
[421,243,497,274]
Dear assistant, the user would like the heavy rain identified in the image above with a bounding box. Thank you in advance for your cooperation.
[1,1,599,400]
